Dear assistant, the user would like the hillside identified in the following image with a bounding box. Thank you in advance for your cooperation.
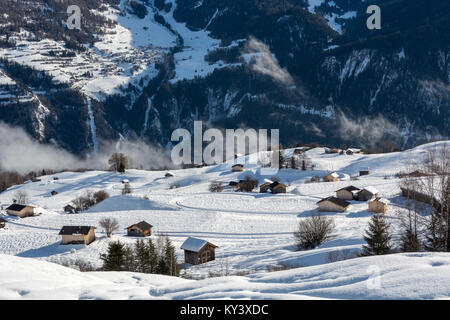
[0,141,449,300]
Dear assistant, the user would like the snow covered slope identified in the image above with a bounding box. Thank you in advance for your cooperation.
[0,141,449,299]
[1,253,449,300]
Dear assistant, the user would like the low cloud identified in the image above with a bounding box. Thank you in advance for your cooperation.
[243,36,294,86]
[0,122,171,174]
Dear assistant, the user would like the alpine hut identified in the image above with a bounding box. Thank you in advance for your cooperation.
[181,237,218,265]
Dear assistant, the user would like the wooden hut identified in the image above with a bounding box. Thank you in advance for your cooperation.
[317,197,350,212]
[126,221,153,237]
[357,186,379,201]
[232,164,244,172]
[6,204,35,218]
[165,172,174,178]
[181,237,218,265]
[0,217,6,229]
[58,226,96,245]
[368,198,389,213]
[51,190,58,196]
[336,186,360,200]
[270,181,287,194]
[229,181,239,189]
[64,205,77,214]
[324,172,339,182]
[259,181,272,193]
[359,167,370,176]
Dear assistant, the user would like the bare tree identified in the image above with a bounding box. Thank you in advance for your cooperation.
[294,213,335,250]
[14,190,29,204]
[109,153,128,173]
[99,217,119,238]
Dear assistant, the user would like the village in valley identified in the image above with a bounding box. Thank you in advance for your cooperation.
[1,141,449,299]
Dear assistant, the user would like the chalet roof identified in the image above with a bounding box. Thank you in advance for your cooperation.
[64,204,75,209]
[361,186,379,195]
[327,172,339,178]
[360,167,370,171]
[336,186,360,192]
[165,172,174,176]
[232,164,244,167]
[269,181,286,188]
[317,197,350,208]
[58,226,94,236]
[371,197,389,205]
[127,221,153,231]
[181,237,217,253]
[6,204,28,211]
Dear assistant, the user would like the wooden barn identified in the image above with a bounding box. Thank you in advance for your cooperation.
[259,181,272,193]
[126,221,153,237]
[6,204,35,218]
[336,186,360,200]
[181,237,218,265]
[0,217,6,229]
[317,197,350,212]
[229,181,239,189]
[270,181,287,194]
[357,186,379,201]
[165,172,174,178]
[232,164,244,172]
[359,167,370,176]
[64,205,76,214]
[368,198,389,213]
[324,172,339,182]
[58,226,96,245]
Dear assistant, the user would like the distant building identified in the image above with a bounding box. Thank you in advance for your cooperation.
[51,190,58,196]
[259,181,272,193]
[126,221,153,237]
[121,179,130,184]
[368,198,389,213]
[359,167,370,176]
[232,164,244,172]
[324,172,339,182]
[64,205,77,214]
[181,237,218,265]
[336,186,360,200]
[357,186,379,201]
[229,181,239,189]
[165,172,174,178]
[317,197,350,212]
[58,226,96,245]
[0,217,6,229]
[6,204,35,218]
[270,181,287,194]
[293,149,304,155]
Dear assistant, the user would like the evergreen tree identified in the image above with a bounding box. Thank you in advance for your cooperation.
[163,237,180,276]
[400,228,421,252]
[134,239,150,273]
[146,238,158,273]
[290,156,297,169]
[123,245,136,272]
[361,214,392,256]
[101,241,127,271]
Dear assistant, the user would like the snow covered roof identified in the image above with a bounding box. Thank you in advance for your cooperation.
[360,167,370,171]
[6,204,32,211]
[336,186,360,192]
[329,172,339,178]
[361,186,379,195]
[181,237,217,253]
[371,198,389,205]
[165,172,174,177]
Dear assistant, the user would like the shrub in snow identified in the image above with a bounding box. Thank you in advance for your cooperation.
[209,181,223,192]
[99,217,119,238]
[294,213,335,250]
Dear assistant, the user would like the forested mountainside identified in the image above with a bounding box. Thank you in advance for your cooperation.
[0,0,449,156]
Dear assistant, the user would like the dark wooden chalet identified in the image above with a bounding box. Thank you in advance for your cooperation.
[126,221,153,237]
[181,237,218,265]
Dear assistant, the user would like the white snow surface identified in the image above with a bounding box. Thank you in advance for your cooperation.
[1,253,450,300]
[1,141,450,299]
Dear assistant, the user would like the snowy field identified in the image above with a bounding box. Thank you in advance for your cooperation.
[1,142,450,299]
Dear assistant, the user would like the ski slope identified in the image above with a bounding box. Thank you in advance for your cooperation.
[0,142,449,299]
